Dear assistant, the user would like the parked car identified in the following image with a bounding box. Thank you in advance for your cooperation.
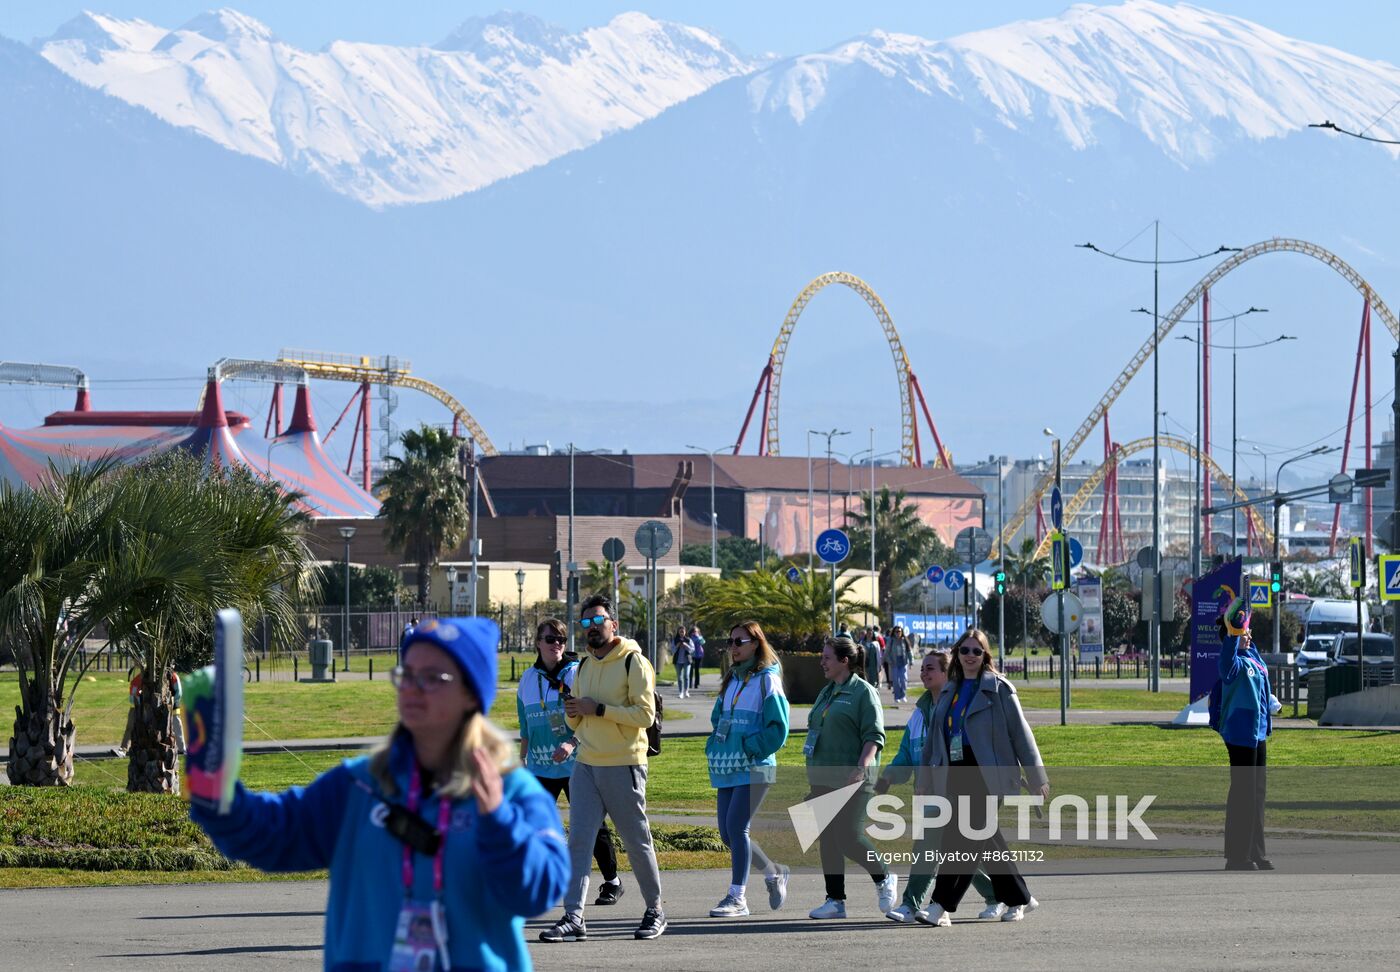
[1296,634,1337,678]
[1329,633,1395,667]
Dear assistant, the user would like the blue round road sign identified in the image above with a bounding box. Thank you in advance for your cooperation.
[1050,486,1063,531]
[815,528,851,564]
[944,569,965,591]
[786,565,803,583]
[926,565,945,584]
[1068,536,1083,568]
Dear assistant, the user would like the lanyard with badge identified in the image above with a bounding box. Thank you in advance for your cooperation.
[388,763,451,972]
[804,682,842,757]
[714,671,754,743]
[542,670,571,739]
[947,684,973,763]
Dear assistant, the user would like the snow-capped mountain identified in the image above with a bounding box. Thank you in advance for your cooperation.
[38,8,753,206]
[749,1,1400,162]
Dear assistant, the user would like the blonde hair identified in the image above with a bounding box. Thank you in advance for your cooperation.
[948,627,997,684]
[368,713,518,800]
[721,620,781,693]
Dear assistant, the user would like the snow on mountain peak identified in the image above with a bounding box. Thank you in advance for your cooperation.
[37,7,754,207]
[750,0,1400,162]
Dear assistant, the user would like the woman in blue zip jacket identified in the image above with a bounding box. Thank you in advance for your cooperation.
[1216,600,1275,871]
[704,620,791,918]
[191,617,569,971]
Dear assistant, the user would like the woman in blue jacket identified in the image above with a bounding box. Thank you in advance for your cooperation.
[705,620,791,917]
[1215,602,1274,870]
[191,617,569,972]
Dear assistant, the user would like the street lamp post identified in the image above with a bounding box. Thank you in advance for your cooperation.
[515,568,526,652]
[468,437,480,618]
[1080,230,1239,693]
[446,565,458,615]
[1272,446,1334,651]
[338,525,356,672]
[686,442,737,570]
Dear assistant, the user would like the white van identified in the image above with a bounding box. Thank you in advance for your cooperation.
[1296,599,1369,677]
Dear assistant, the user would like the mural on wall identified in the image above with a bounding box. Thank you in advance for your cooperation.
[746,491,981,557]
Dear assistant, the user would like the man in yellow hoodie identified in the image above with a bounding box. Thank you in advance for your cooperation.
[539,594,667,943]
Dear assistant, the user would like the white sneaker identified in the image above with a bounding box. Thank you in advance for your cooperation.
[915,903,951,926]
[809,898,846,919]
[110,747,125,757]
[876,873,898,914]
[978,902,1007,920]
[764,865,789,911]
[709,893,749,917]
[1026,895,1039,913]
[1002,905,1025,921]
[885,903,925,923]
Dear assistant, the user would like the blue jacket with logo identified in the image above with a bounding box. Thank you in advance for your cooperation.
[705,661,789,787]
[191,733,568,971]
[1217,634,1272,747]
[516,660,580,779]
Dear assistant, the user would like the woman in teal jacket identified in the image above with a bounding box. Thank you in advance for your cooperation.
[1215,601,1274,870]
[191,618,569,971]
[705,620,791,917]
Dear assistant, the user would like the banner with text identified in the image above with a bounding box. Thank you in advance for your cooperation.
[1189,559,1243,703]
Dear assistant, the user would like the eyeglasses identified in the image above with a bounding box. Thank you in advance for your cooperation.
[958,645,984,656]
[728,637,754,647]
[578,616,610,628]
[390,666,458,693]
[538,634,566,646]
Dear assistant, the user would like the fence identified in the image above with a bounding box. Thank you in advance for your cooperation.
[997,654,1189,680]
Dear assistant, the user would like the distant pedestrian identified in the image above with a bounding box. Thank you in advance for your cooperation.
[689,625,706,691]
[920,627,1046,926]
[517,618,624,905]
[880,650,1001,922]
[540,595,667,943]
[672,629,693,699]
[1215,600,1274,871]
[705,621,791,917]
[804,635,896,919]
[886,626,911,703]
[862,629,884,688]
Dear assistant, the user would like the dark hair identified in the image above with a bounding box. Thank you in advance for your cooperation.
[580,594,612,618]
[536,617,567,641]
[825,635,865,679]
[949,628,997,683]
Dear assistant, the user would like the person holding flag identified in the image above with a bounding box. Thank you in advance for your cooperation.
[1214,596,1275,871]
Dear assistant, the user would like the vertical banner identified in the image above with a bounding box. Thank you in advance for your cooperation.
[1077,576,1104,663]
[1189,559,1243,703]
[184,608,245,814]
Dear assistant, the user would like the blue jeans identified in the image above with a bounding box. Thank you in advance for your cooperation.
[675,663,690,692]
[716,783,774,886]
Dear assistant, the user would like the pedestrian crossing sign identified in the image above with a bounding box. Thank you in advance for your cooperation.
[1248,579,1271,609]
[1380,555,1400,602]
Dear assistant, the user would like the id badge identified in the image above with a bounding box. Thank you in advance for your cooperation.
[802,729,820,758]
[949,734,965,763]
[389,900,448,972]
[715,717,732,743]
[547,709,569,739]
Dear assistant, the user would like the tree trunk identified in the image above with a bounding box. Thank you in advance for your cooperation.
[7,691,76,786]
[417,562,430,608]
[126,686,179,795]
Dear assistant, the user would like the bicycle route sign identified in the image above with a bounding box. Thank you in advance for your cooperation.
[815,528,851,564]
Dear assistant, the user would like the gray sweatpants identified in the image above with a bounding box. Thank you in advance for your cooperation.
[564,762,663,914]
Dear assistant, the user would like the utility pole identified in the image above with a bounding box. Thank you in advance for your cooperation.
[1151,220,1163,694]
[469,436,480,617]
[567,443,576,655]
[1393,348,1400,670]
[999,461,1007,655]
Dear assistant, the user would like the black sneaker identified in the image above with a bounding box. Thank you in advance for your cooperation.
[539,913,587,942]
[634,908,667,940]
[594,881,625,906]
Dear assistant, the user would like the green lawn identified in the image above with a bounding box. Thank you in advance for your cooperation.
[1016,687,1188,711]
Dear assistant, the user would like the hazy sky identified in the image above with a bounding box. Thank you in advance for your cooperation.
[3,0,1398,64]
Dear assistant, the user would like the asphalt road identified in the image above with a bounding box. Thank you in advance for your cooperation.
[6,865,1398,971]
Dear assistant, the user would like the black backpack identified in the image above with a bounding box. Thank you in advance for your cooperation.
[580,652,662,756]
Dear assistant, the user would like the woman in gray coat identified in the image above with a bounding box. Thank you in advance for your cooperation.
[918,628,1049,926]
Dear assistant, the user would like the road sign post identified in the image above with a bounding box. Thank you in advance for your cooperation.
[635,521,673,669]
[1351,537,1366,670]
[926,566,944,642]
[816,528,851,634]
[1248,578,1272,610]
[943,569,966,633]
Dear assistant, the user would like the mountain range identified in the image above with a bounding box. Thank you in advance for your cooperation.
[3,1,1399,468]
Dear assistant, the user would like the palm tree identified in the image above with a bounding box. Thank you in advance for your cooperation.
[376,425,469,607]
[0,462,120,786]
[689,567,875,650]
[844,487,950,622]
[98,455,317,793]
[1004,538,1050,656]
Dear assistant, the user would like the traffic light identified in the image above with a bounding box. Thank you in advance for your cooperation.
[1270,561,1283,595]
[994,570,1006,595]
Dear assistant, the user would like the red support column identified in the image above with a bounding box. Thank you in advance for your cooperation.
[264,383,284,438]
[74,386,92,411]
[1202,289,1213,556]
[908,375,923,467]
[1364,301,1373,545]
[1098,415,1112,560]
[325,386,362,445]
[910,374,951,468]
[734,359,772,456]
[1329,301,1370,555]
[360,381,372,492]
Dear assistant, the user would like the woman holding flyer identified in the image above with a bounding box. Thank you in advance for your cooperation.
[190,617,568,971]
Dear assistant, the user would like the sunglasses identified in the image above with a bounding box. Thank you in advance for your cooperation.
[578,616,610,628]
[958,645,985,656]
[538,634,566,646]
[390,666,458,693]
[728,637,754,647]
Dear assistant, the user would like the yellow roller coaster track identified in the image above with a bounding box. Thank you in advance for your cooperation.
[764,271,942,467]
[1032,433,1274,561]
[997,238,1398,558]
[209,351,497,455]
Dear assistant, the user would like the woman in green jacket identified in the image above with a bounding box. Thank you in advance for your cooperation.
[805,635,896,919]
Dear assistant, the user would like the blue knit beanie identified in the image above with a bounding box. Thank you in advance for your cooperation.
[399,617,499,712]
